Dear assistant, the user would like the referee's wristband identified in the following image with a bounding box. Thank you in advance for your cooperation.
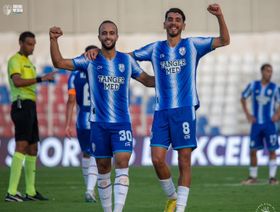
[36,77,42,83]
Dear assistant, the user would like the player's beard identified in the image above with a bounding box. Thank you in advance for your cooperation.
[167,26,182,38]
[101,40,116,50]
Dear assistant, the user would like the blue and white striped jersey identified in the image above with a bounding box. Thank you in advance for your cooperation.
[72,52,143,123]
[242,80,280,124]
[68,71,91,129]
[133,37,214,111]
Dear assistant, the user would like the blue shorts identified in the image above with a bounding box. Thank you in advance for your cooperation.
[250,122,279,151]
[90,122,133,158]
[77,128,94,156]
[151,106,197,150]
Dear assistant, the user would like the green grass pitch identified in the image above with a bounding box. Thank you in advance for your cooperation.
[0,166,279,212]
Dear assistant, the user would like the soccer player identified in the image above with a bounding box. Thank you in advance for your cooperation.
[49,21,154,212]
[241,64,280,185]
[5,31,55,202]
[65,45,99,202]
[132,5,229,212]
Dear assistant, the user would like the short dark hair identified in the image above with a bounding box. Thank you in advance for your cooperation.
[19,31,35,42]
[98,20,118,35]
[85,45,98,52]
[261,63,272,72]
[165,8,186,22]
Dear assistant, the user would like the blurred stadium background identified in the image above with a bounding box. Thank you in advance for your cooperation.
[0,0,280,167]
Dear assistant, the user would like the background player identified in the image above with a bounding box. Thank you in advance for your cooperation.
[241,63,280,185]
[65,45,98,202]
[5,31,55,202]
[49,21,154,212]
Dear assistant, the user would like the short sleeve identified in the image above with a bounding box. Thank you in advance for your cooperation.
[8,57,21,78]
[72,55,90,72]
[191,37,214,58]
[67,71,76,95]
[133,42,156,61]
[241,82,253,99]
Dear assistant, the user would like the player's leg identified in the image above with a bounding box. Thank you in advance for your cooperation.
[86,154,98,201]
[96,158,112,212]
[113,152,131,212]
[111,123,133,212]
[151,110,177,212]
[152,147,177,212]
[242,124,261,184]
[176,148,192,212]
[170,106,197,212]
[268,151,278,184]
[265,122,279,184]
[78,129,98,202]
[92,122,113,211]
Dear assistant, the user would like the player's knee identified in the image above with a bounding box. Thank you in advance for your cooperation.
[152,156,166,167]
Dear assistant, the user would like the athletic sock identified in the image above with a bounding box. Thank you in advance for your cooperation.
[82,157,90,187]
[25,155,37,196]
[176,186,190,212]
[249,166,258,178]
[269,159,277,178]
[87,156,98,193]
[159,177,177,199]
[98,172,112,212]
[7,152,25,195]
[113,168,129,212]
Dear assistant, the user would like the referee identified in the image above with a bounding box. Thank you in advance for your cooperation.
[5,31,56,202]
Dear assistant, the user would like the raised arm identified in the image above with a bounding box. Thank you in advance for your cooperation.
[49,26,74,70]
[135,72,155,87]
[207,4,230,49]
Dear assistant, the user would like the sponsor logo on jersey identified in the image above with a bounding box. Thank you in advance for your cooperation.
[160,59,186,75]
[98,75,125,91]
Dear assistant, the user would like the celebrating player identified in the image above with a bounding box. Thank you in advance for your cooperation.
[49,21,154,212]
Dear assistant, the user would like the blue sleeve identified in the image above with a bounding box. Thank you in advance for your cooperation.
[132,42,155,61]
[191,37,214,58]
[130,56,143,79]
[241,82,253,99]
[72,55,89,72]
[67,71,76,90]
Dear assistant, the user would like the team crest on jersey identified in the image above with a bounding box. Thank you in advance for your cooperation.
[267,89,272,95]
[160,54,165,58]
[97,65,103,70]
[92,143,96,152]
[179,47,186,56]
[118,64,125,72]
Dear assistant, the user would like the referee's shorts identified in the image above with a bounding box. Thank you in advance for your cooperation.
[11,99,39,143]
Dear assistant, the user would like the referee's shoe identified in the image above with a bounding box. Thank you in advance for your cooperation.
[5,192,26,202]
[25,191,48,201]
